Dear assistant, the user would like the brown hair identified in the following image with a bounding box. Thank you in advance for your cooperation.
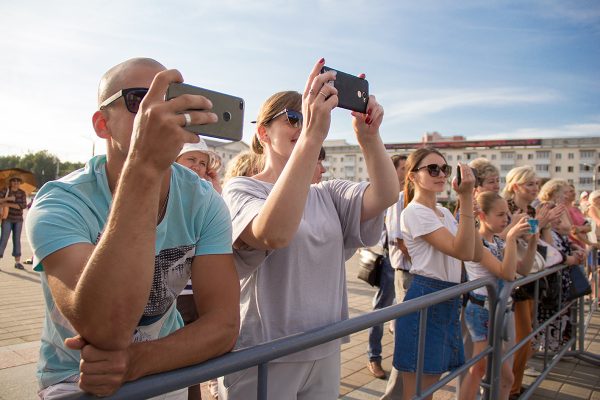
[404,147,447,207]
[391,154,408,169]
[251,91,302,155]
[476,191,505,215]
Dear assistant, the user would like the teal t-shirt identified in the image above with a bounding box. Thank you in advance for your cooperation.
[26,155,233,389]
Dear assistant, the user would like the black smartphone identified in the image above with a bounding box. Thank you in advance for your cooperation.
[320,66,369,113]
[165,83,244,142]
[456,165,462,186]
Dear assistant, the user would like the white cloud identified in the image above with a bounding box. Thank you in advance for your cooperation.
[382,88,560,121]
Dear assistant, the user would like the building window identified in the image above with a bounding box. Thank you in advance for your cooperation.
[536,151,550,159]
[501,165,512,171]
[581,164,594,172]
[500,177,506,184]
[358,167,363,173]
[580,177,593,185]
[491,154,496,160]
[535,165,549,172]
[341,157,344,162]
[359,156,363,162]
[568,179,574,185]
[555,166,561,172]
[447,155,453,161]
[555,153,562,159]
[333,168,336,172]
[580,150,595,158]
[568,166,574,173]
[501,152,514,159]
[517,154,523,160]
[568,153,574,159]
[457,155,462,161]
[527,154,533,160]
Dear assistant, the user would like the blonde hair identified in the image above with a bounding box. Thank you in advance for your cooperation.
[589,190,600,203]
[502,166,536,200]
[252,91,302,155]
[538,179,568,203]
[469,158,499,186]
[224,151,264,184]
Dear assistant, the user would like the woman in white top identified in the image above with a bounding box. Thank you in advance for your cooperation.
[393,147,481,400]
[460,192,537,400]
[219,59,399,399]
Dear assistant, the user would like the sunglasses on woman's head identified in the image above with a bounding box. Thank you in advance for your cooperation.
[266,109,303,128]
[413,163,452,177]
[99,88,149,114]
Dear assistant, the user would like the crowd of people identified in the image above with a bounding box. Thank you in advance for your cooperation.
[18,56,598,400]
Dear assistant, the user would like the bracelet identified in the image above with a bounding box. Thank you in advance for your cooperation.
[459,214,475,219]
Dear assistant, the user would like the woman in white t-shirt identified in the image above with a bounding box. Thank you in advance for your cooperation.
[219,59,399,399]
[460,192,537,400]
[393,147,482,400]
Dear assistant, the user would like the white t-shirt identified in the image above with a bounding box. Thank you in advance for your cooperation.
[386,191,411,270]
[222,177,383,362]
[400,202,462,283]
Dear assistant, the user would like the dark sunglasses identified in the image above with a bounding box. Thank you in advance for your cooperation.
[266,109,303,128]
[413,163,452,177]
[99,87,149,114]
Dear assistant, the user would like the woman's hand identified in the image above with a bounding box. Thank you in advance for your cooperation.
[506,216,531,242]
[301,59,338,144]
[352,75,384,143]
[205,168,222,195]
[452,163,476,196]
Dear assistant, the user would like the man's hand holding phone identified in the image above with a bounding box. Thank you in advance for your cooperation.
[129,70,217,175]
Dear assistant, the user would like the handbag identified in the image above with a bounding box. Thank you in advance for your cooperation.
[567,265,591,301]
[357,248,384,287]
[538,239,563,268]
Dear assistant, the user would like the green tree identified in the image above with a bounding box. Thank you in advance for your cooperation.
[0,151,85,188]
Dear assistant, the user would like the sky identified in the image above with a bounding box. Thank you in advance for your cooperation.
[1,1,599,162]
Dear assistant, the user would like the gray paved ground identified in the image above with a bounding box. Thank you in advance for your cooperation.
[0,219,598,399]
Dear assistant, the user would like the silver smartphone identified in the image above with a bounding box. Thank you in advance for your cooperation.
[165,83,244,142]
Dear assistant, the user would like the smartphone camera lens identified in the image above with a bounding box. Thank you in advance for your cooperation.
[223,111,232,122]
[239,101,244,110]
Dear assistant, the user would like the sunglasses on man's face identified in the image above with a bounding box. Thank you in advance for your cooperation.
[99,88,149,114]
[413,163,452,177]
[267,109,303,129]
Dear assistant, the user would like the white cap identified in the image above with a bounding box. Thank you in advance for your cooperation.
[178,138,210,158]
[580,191,589,199]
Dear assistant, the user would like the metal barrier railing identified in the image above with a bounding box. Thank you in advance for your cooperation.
[488,249,600,400]
[59,252,599,400]
[62,277,499,400]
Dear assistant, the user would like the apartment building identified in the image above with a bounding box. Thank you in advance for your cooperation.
[205,139,250,179]
[322,133,600,200]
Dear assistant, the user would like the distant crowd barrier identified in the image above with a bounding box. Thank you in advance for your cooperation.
[60,252,599,400]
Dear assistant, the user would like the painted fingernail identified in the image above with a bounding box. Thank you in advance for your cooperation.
[319,57,325,64]
[367,109,372,115]
[359,73,366,79]
[365,117,371,124]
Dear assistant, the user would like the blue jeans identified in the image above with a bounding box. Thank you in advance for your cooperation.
[367,255,395,361]
[0,220,23,258]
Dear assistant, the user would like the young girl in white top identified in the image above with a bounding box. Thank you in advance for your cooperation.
[394,147,481,400]
[460,192,538,400]
[220,59,399,399]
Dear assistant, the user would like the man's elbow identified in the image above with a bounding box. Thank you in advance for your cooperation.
[219,318,240,354]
